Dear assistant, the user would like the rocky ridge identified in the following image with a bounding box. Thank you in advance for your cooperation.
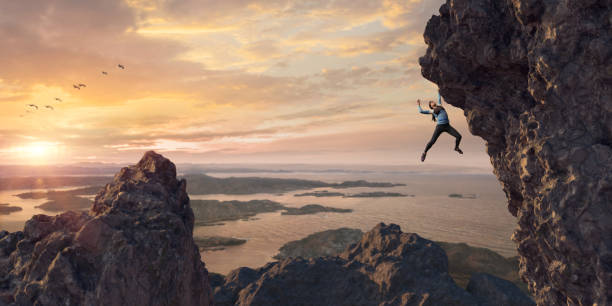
[420,0,611,304]
[213,223,532,306]
[0,151,212,306]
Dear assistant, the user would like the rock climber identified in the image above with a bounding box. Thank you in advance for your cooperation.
[417,92,463,162]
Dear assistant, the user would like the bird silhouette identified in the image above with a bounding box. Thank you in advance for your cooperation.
[73,84,80,90]
[27,104,38,110]
[45,105,54,110]
[55,97,62,102]
[78,83,87,88]
[102,71,108,75]
[117,64,125,69]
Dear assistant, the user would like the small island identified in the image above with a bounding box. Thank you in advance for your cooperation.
[0,203,22,215]
[193,236,247,252]
[295,190,413,198]
[15,186,99,212]
[282,204,352,215]
[294,190,346,197]
[16,186,102,200]
[35,196,93,212]
[191,200,285,225]
[191,199,353,226]
[448,193,478,199]
[274,228,363,259]
[15,187,98,212]
[344,192,411,198]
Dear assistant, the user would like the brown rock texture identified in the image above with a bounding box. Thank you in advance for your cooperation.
[419,0,611,304]
[0,151,212,306]
[213,223,524,306]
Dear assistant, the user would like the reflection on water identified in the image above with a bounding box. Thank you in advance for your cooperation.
[0,173,517,276]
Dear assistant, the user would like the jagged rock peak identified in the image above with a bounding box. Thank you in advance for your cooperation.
[0,151,212,306]
[341,223,448,274]
[91,150,190,223]
[214,223,488,305]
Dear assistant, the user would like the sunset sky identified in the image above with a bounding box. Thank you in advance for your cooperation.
[0,0,491,169]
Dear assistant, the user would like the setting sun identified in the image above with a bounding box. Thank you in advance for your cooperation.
[6,142,60,163]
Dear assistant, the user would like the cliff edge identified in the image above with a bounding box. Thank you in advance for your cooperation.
[0,151,213,306]
[420,0,611,304]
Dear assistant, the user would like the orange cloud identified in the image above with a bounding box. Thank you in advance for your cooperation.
[0,0,492,168]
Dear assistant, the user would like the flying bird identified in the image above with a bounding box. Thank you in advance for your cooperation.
[102,71,108,75]
[78,83,87,88]
[27,104,38,110]
[45,105,54,110]
[73,84,81,90]
[117,64,125,69]
[55,97,62,102]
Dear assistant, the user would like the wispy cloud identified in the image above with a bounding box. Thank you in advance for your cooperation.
[0,0,492,167]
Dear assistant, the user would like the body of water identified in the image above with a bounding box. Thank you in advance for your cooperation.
[195,172,517,274]
[0,172,517,276]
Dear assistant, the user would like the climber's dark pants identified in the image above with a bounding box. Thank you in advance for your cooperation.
[424,123,462,153]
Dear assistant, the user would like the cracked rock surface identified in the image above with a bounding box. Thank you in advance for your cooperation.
[420,0,611,304]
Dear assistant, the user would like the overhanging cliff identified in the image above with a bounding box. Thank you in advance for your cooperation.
[420,0,611,304]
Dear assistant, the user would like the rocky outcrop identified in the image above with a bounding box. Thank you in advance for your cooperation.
[0,151,212,306]
[273,228,364,260]
[213,223,531,306]
[420,0,611,304]
[467,273,535,306]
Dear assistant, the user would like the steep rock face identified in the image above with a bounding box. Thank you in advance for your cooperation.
[214,223,484,306]
[0,151,212,306]
[420,0,611,304]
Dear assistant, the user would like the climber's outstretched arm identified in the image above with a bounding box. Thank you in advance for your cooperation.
[437,92,442,106]
[417,99,431,114]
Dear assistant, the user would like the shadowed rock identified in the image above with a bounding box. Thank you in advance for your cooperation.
[214,223,481,306]
[0,151,212,306]
[467,273,535,306]
[420,0,611,304]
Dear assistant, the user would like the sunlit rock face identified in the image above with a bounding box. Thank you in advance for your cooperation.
[420,0,611,304]
[0,151,213,306]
